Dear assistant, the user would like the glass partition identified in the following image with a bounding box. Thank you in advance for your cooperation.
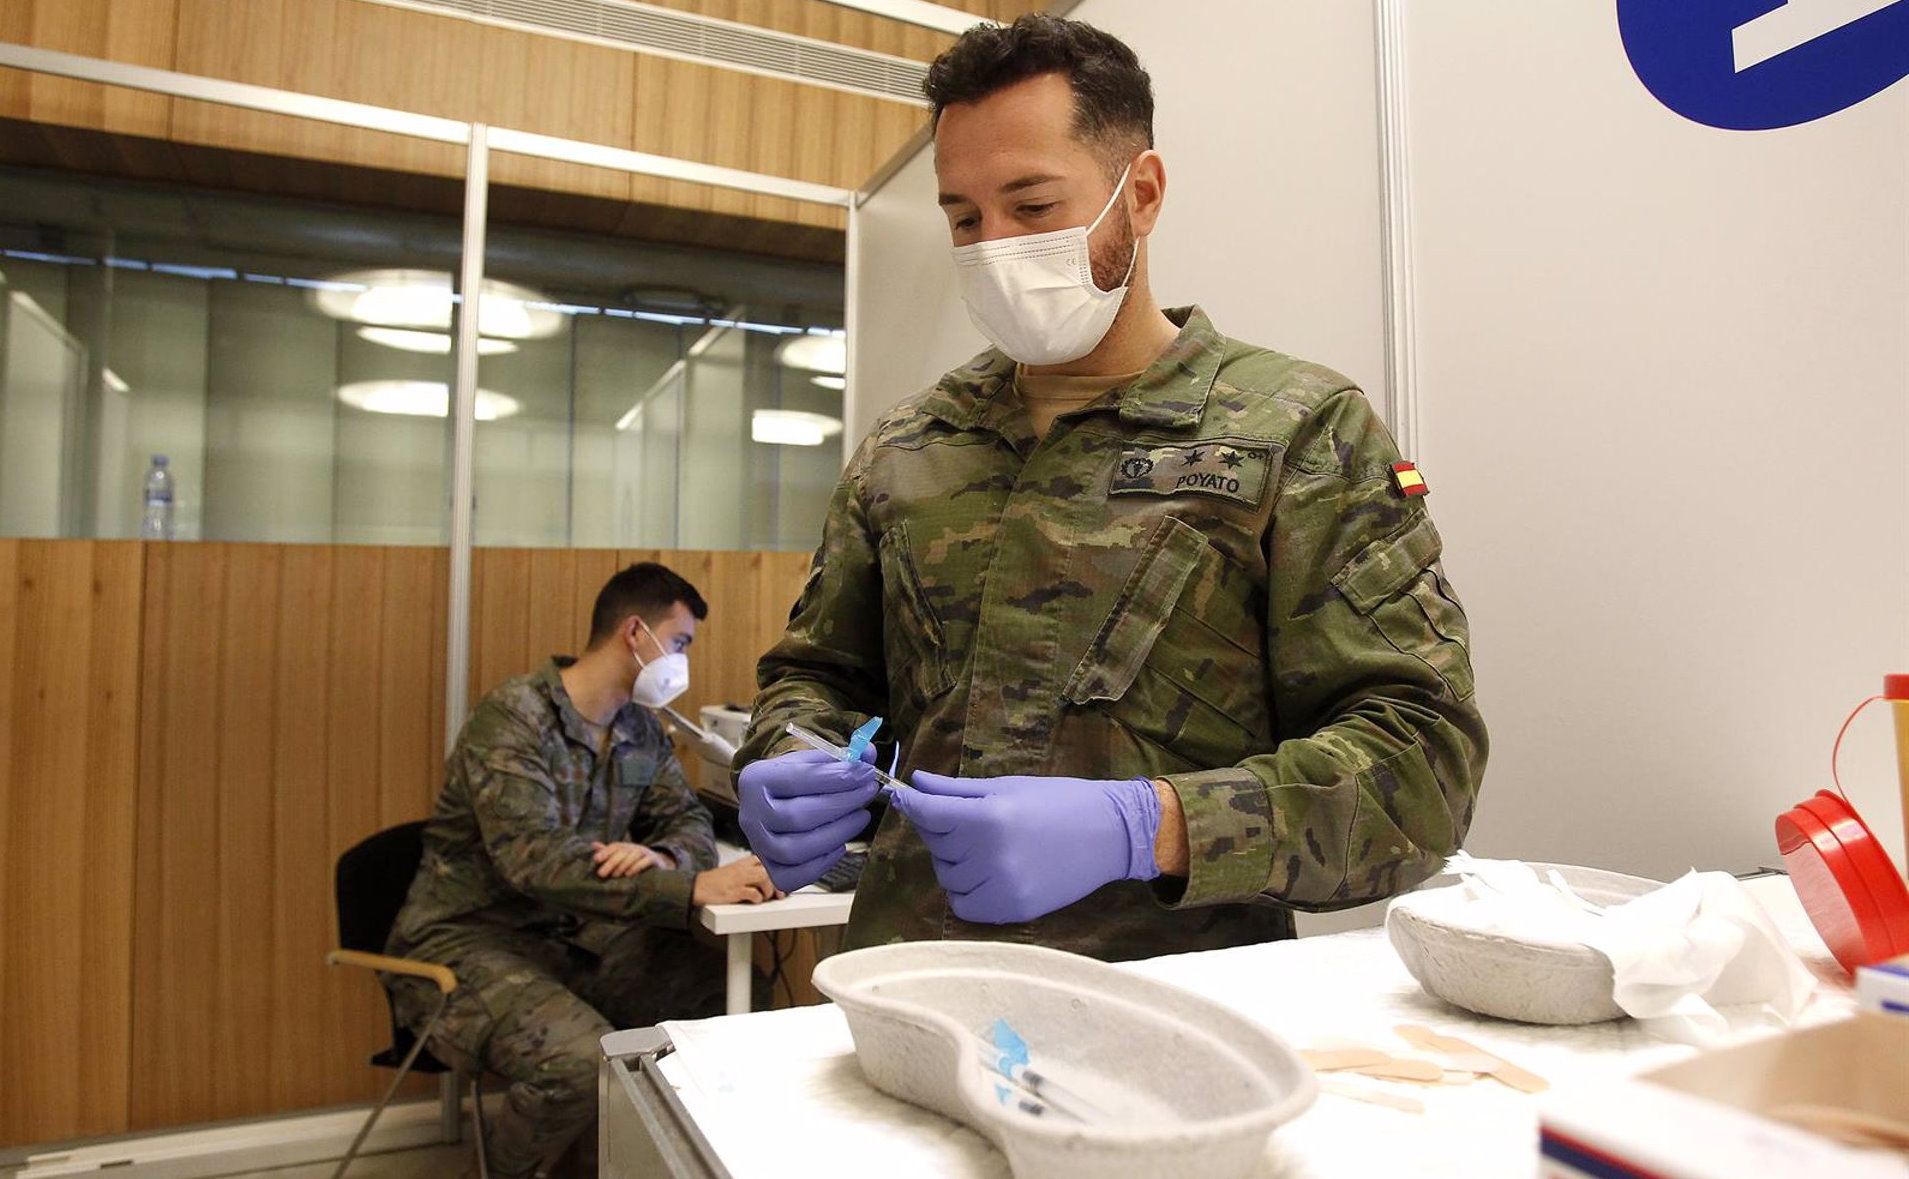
[0,162,848,550]
[0,165,462,543]
[473,156,847,550]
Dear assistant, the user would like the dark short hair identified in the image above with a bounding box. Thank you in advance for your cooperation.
[924,13,1154,171]
[587,562,707,648]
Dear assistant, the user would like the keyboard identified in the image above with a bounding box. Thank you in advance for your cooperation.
[814,849,868,893]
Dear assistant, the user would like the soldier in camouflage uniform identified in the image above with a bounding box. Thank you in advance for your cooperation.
[387,563,778,1179]
[735,16,1486,960]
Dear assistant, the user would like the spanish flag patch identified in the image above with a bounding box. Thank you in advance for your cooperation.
[1392,461,1429,497]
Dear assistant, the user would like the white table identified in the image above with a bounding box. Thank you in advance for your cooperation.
[700,842,855,1015]
[610,874,1857,1179]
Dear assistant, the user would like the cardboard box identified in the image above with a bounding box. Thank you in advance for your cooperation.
[1540,1013,1909,1179]
[1857,954,1909,1017]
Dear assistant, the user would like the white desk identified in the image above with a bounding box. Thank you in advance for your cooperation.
[609,874,1855,1179]
[700,842,855,1015]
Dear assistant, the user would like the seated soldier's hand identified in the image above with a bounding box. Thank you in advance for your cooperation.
[739,746,879,893]
[692,856,783,906]
[590,841,670,878]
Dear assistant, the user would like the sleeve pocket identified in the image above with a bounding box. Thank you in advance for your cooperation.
[1334,512,1443,611]
[1333,514,1475,700]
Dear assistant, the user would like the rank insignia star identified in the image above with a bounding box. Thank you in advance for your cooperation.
[1219,450,1244,469]
[1183,448,1205,464]
[1392,461,1429,497]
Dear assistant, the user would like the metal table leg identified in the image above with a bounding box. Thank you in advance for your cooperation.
[725,932,751,1015]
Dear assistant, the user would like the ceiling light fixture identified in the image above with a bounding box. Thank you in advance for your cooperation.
[312,269,562,340]
[776,332,847,375]
[752,409,843,447]
[336,380,521,421]
[357,326,518,356]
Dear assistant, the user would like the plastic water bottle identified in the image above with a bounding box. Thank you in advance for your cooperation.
[140,455,174,540]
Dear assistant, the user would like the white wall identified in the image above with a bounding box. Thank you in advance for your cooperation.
[1401,2,1909,877]
[1087,0,1388,398]
[844,2,1909,887]
[847,145,985,449]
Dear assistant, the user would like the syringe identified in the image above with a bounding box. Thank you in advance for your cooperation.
[783,721,912,793]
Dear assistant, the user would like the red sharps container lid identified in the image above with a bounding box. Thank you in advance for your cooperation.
[1775,790,1909,973]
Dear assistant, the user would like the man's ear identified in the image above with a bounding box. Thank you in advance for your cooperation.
[1130,149,1167,237]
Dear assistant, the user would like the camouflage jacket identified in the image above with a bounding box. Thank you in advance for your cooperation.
[738,307,1487,961]
[390,658,718,961]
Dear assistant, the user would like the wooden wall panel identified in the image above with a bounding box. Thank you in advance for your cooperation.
[268,544,344,1114]
[316,545,396,1115]
[0,541,143,1144]
[651,0,952,58]
[0,0,176,137]
[468,546,533,712]
[522,548,581,675]
[0,543,14,1127]
[378,547,450,823]
[169,0,473,187]
[132,542,226,1126]
[128,543,446,1132]
[163,0,929,231]
[477,23,636,201]
[700,549,815,718]
[211,544,281,1116]
[646,0,1039,56]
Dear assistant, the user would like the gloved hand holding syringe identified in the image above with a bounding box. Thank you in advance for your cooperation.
[739,717,899,892]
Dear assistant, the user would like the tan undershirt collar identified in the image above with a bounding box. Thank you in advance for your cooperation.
[1014,366,1148,439]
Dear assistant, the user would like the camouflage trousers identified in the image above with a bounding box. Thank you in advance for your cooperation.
[389,921,730,1179]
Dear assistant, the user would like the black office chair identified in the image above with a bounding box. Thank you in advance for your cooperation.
[327,820,489,1179]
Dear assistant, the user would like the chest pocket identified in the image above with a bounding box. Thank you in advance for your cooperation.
[606,748,658,833]
[877,523,956,710]
[1062,515,1270,768]
[614,749,657,788]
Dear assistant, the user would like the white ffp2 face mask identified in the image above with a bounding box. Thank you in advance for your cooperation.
[951,164,1138,367]
[629,617,690,710]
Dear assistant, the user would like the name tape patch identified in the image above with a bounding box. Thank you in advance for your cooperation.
[1109,441,1273,506]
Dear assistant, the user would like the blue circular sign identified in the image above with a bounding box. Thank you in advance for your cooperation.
[1619,0,1909,130]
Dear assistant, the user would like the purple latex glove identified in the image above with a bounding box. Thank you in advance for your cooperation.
[889,771,1162,925]
[738,746,879,893]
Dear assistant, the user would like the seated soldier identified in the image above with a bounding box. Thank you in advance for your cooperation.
[386,561,780,1179]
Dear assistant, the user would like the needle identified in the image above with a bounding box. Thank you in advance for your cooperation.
[783,721,913,793]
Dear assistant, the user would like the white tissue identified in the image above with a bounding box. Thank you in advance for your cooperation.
[1442,854,1817,1044]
